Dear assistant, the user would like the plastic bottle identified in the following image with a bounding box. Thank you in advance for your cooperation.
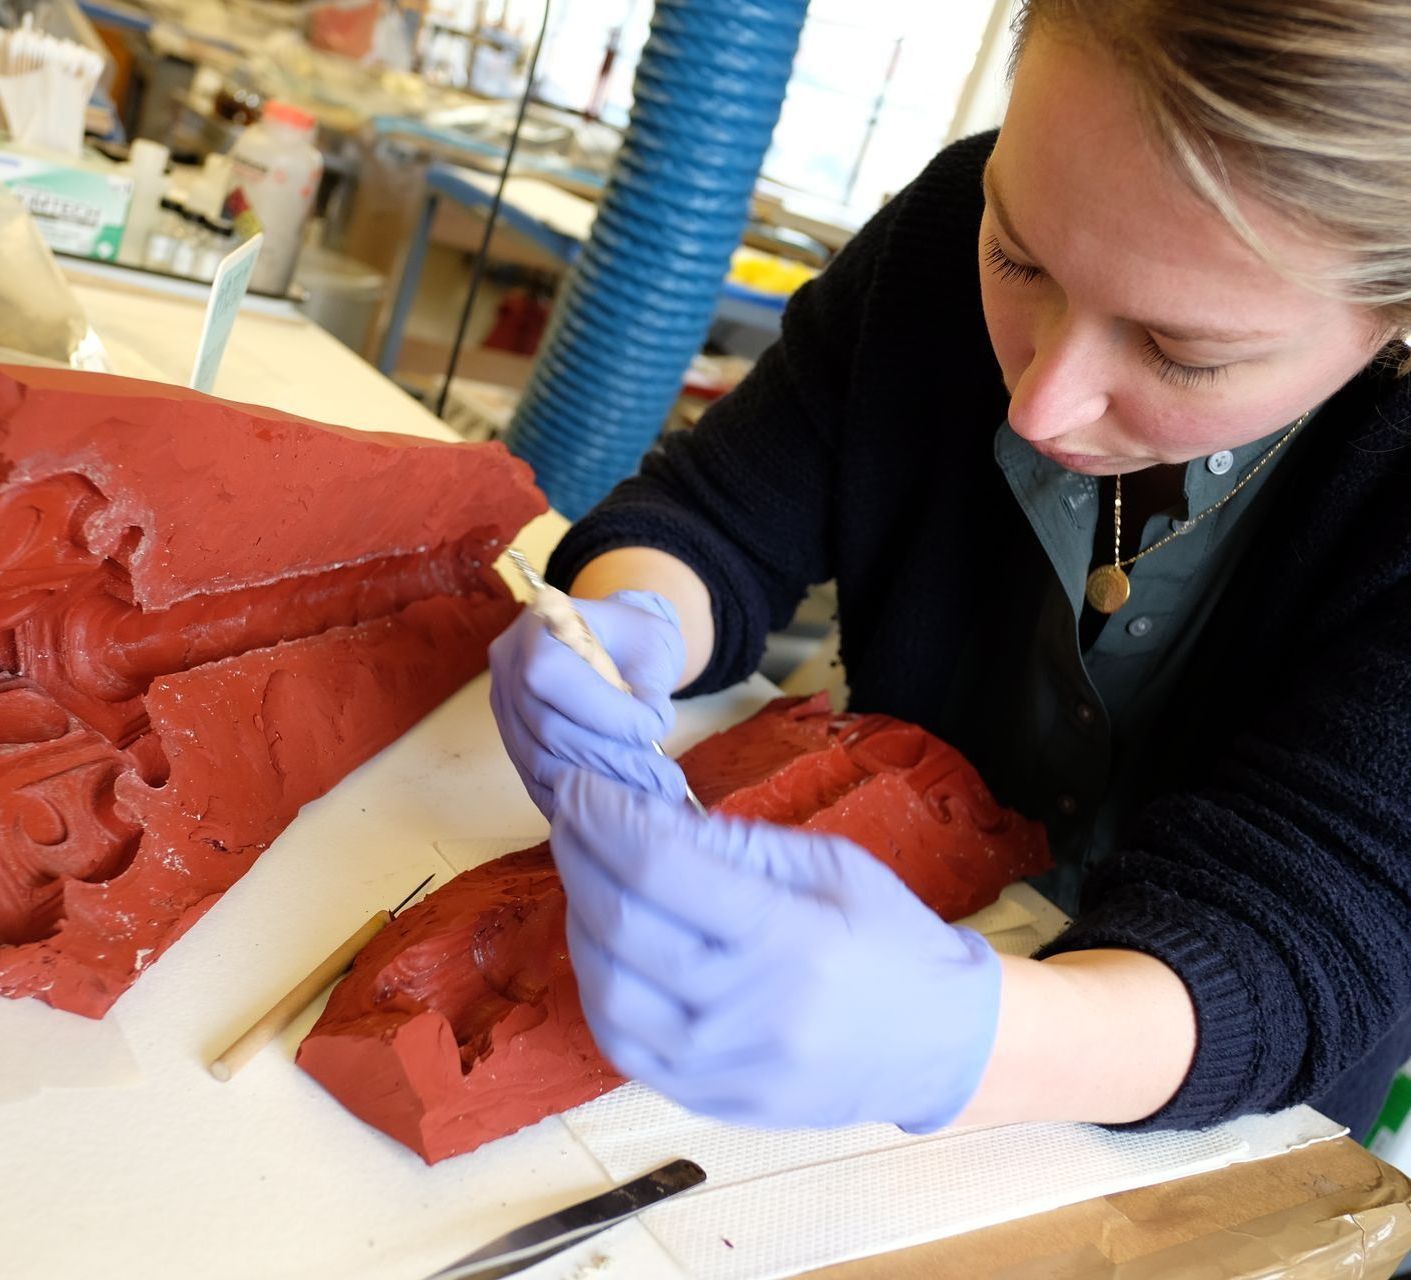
[118,138,170,267]
[214,75,263,127]
[227,101,324,296]
[169,207,203,279]
[194,215,235,282]
[143,196,186,271]
[188,65,224,117]
[187,153,232,223]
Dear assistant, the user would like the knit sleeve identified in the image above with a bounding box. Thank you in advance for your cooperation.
[1040,567,1411,1131]
[543,134,997,696]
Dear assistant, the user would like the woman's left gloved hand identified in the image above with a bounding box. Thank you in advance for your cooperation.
[550,768,1003,1131]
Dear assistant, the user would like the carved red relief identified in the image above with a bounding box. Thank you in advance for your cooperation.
[0,366,545,1017]
[297,694,1052,1164]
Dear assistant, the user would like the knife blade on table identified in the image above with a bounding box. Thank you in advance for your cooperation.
[424,1158,707,1279]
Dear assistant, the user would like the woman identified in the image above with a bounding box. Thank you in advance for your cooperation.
[490,0,1411,1137]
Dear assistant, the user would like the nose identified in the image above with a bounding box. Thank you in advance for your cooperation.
[1006,315,1111,443]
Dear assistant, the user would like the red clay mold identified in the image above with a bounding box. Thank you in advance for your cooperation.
[0,365,545,1017]
[298,693,1051,1163]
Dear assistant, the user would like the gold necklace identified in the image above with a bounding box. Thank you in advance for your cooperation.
[1083,412,1312,615]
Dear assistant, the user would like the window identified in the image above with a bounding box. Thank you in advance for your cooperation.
[489,0,1015,221]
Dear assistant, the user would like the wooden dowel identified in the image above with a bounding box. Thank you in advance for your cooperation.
[209,910,391,1082]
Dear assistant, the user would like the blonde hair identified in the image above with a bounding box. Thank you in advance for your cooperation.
[1013,0,1411,367]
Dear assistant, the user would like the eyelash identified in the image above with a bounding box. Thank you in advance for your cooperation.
[981,235,1230,389]
[982,235,1044,285]
[1138,335,1227,388]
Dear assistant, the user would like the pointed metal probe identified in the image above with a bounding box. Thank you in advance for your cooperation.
[389,872,436,917]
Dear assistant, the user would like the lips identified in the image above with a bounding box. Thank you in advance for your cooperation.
[1027,440,1118,471]
[0,366,546,1017]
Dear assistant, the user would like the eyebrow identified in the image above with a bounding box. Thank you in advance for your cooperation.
[981,160,1037,261]
[980,159,1282,346]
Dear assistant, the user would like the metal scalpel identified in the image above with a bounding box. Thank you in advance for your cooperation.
[424,1158,706,1279]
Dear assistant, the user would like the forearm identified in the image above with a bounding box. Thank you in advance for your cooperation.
[954,949,1197,1126]
[569,547,716,689]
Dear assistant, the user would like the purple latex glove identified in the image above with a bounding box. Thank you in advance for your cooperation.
[489,588,687,818]
[550,768,1003,1132]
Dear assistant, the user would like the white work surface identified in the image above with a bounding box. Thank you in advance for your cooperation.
[2,273,1347,1279]
[59,259,437,434]
[455,170,600,245]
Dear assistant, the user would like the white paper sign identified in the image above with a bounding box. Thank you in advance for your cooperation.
[189,232,263,393]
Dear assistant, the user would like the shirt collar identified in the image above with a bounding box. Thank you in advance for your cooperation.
[996,415,1310,526]
[1181,418,1303,516]
[994,423,1098,618]
[994,413,1312,616]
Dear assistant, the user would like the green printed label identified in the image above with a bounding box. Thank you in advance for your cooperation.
[0,149,133,260]
[1367,1071,1411,1156]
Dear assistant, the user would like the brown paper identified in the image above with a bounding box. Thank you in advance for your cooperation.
[806,1137,1411,1280]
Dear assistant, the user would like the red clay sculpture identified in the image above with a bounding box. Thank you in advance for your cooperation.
[0,366,545,1017]
[298,694,1051,1163]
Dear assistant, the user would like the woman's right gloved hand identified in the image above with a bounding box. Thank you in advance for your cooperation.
[489,588,689,818]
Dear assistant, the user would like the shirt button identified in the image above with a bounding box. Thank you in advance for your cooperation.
[1056,794,1079,817]
[1075,701,1096,726]
[1126,615,1154,638]
[1207,450,1235,475]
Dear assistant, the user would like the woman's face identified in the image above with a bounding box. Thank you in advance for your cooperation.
[980,28,1385,475]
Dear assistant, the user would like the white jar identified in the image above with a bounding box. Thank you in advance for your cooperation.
[228,102,324,296]
[118,138,170,267]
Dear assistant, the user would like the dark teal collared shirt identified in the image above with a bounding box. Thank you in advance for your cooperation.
[944,417,1311,914]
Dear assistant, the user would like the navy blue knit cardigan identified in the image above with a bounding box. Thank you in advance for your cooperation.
[548,131,1411,1137]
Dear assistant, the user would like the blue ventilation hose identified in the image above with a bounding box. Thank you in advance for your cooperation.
[504,0,809,520]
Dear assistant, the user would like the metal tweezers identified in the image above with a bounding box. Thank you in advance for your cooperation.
[423,1158,707,1279]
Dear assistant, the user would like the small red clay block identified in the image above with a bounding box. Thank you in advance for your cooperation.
[298,694,1051,1164]
[696,697,1051,919]
[298,846,623,1164]
[0,367,546,1017]
[679,693,836,809]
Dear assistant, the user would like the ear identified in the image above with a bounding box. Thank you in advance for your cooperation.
[1383,332,1411,378]
[1368,323,1411,369]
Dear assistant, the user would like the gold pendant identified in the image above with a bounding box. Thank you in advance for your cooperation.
[1085,564,1131,614]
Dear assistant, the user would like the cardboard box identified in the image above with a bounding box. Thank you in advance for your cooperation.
[0,140,132,261]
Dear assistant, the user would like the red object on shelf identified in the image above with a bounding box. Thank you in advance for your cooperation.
[262,100,318,132]
[307,1,379,60]
[482,289,551,356]
[297,693,1051,1163]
